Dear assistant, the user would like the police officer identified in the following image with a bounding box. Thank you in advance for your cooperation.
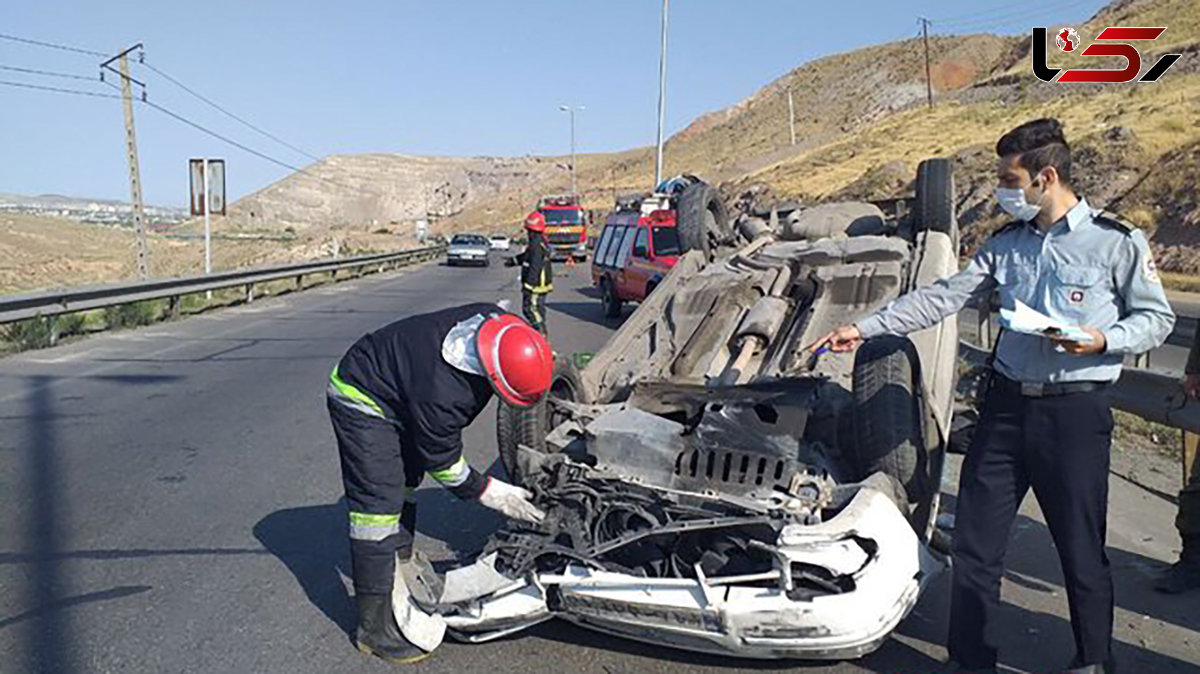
[327,303,553,663]
[811,118,1174,674]
[1160,329,1200,593]
[516,211,553,334]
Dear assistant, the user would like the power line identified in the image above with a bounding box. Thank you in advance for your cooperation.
[0,79,119,98]
[135,95,381,198]
[935,0,1097,32]
[929,0,1062,25]
[142,59,321,162]
[0,63,97,81]
[0,32,106,57]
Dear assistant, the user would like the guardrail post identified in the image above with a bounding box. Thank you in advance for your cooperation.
[47,315,60,347]
[295,275,303,290]
[1134,351,1151,369]
[978,309,991,351]
[245,283,255,303]
[168,295,181,320]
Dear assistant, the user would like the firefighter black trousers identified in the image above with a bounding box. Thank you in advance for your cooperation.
[949,375,1114,669]
[327,398,421,595]
[522,291,547,334]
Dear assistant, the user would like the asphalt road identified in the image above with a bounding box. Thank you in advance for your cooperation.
[1,255,1197,673]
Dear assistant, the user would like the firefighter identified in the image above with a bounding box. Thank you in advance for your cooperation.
[327,303,553,663]
[516,212,553,334]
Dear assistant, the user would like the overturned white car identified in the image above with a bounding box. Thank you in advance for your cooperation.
[420,159,961,660]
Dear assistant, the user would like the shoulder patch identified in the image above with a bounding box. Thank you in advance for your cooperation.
[1093,209,1136,235]
[990,220,1025,238]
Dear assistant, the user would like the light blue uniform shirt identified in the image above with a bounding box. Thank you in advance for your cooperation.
[855,198,1175,383]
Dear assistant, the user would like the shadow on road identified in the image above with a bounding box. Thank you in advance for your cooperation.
[548,301,626,329]
[928,493,1199,672]
[253,501,357,637]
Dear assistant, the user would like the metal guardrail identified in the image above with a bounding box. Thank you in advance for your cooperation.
[960,318,1200,435]
[0,245,446,325]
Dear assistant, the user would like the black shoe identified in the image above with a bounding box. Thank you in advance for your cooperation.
[1154,558,1200,594]
[355,594,430,664]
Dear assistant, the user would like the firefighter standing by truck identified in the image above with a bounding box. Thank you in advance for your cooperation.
[327,303,553,663]
[516,211,554,334]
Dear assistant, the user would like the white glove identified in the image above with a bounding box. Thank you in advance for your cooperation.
[479,477,545,523]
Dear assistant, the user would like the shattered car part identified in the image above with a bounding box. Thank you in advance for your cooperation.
[461,159,960,659]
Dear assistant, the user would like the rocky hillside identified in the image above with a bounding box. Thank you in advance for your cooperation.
[208,0,1200,270]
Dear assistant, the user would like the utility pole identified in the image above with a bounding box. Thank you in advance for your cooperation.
[787,88,797,146]
[102,45,149,279]
[654,0,669,187]
[920,18,933,109]
[559,105,584,196]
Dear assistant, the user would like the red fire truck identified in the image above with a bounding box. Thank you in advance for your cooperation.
[537,194,588,261]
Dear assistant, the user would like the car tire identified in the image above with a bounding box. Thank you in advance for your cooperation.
[601,278,623,318]
[914,158,956,236]
[677,181,731,260]
[851,335,928,508]
[496,357,587,487]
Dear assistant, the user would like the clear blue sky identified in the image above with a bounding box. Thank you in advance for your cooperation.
[1,0,1109,207]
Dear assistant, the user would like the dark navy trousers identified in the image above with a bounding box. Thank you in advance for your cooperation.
[949,375,1114,668]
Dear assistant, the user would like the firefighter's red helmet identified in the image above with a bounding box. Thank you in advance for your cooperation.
[524,211,547,233]
[476,314,553,407]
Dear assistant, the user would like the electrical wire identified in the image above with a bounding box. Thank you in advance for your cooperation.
[0,32,107,57]
[142,59,321,162]
[0,79,119,98]
[0,63,97,81]
[934,0,1098,33]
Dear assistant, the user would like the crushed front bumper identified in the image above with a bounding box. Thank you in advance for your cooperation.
[435,486,943,660]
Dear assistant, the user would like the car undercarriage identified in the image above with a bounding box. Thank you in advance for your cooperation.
[417,158,961,660]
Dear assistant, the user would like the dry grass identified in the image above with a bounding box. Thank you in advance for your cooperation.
[1113,409,1182,461]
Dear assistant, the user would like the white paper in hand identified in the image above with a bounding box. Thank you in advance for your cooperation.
[998,299,1094,343]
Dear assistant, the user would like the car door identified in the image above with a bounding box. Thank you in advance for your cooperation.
[627,227,653,300]
[612,226,640,300]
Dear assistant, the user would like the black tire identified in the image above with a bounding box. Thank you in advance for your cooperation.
[914,158,956,236]
[496,358,587,487]
[601,278,623,318]
[677,181,730,260]
[851,335,928,508]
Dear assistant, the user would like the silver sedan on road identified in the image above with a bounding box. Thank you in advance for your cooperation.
[447,234,492,267]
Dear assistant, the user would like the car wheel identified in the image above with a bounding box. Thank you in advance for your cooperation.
[677,181,731,260]
[601,279,623,318]
[914,157,956,237]
[496,357,588,487]
[850,335,928,510]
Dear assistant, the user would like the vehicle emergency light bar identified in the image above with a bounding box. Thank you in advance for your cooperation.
[538,194,581,208]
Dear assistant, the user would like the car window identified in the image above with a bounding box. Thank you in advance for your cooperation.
[600,226,624,267]
[633,227,650,258]
[596,226,618,266]
[614,226,638,268]
[652,227,681,256]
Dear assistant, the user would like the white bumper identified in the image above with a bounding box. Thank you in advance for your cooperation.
[442,487,943,660]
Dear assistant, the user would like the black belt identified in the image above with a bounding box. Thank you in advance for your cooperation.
[994,375,1110,398]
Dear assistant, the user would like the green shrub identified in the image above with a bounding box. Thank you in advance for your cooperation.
[104,300,162,329]
[2,315,56,350]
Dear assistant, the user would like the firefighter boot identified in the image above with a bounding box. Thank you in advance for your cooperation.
[355,594,429,664]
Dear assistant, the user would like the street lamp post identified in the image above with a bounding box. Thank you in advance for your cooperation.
[654,0,669,187]
[559,105,584,196]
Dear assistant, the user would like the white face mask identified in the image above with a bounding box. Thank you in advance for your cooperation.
[994,175,1047,222]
